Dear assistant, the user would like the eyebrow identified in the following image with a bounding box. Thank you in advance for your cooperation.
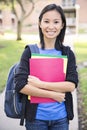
[43,18,61,20]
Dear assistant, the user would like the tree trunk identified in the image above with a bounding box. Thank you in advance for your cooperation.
[17,20,22,40]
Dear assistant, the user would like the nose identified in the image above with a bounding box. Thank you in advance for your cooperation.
[48,23,54,29]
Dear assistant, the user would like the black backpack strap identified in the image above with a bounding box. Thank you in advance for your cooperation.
[25,44,40,53]
[20,44,39,125]
[20,95,26,126]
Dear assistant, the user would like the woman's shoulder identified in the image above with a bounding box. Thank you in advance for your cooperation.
[62,46,70,55]
[21,45,31,60]
[21,44,39,59]
[62,46,75,59]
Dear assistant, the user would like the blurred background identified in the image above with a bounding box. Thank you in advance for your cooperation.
[0,0,87,130]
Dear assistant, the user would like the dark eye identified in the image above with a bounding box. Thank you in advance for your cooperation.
[44,20,49,23]
[54,21,59,24]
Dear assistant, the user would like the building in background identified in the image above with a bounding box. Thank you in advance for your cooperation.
[61,0,80,33]
[0,0,87,33]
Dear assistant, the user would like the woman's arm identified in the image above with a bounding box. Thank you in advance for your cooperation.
[27,49,78,93]
[20,84,65,102]
[14,47,65,102]
[28,75,75,93]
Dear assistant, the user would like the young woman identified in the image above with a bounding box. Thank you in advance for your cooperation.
[15,4,78,130]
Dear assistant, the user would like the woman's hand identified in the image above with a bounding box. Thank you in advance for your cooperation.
[28,75,42,88]
[52,92,65,102]
[27,75,65,103]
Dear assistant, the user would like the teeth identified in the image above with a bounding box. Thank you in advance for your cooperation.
[47,31,55,35]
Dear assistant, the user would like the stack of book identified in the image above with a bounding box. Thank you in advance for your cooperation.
[28,53,67,103]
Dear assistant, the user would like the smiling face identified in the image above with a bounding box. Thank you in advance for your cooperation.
[39,10,63,42]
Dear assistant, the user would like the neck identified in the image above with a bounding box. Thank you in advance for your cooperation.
[44,38,56,49]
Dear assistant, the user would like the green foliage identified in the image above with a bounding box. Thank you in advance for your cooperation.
[79,28,87,34]
[0,0,11,9]
[0,40,26,92]
[79,68,87,112]
[74,39,87,113]
[0,34,39,92]
[74,40,87,64]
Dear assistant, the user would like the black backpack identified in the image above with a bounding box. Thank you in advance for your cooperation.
[4,44,39,125]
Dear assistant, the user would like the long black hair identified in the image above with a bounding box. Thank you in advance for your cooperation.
[39,4,66,50]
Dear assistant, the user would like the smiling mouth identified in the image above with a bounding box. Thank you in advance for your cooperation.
[47,31,56,35]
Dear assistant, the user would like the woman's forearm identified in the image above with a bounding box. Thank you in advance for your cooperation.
[41,81,75,92]
[28,75,75,93]
[20,84,52,98]
[20,84,65,102]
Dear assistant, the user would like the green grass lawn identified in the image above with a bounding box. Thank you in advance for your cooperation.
[0,39,33,92]
[0,32,39,92]
[79,68,87,111]
[74,38,87,113]
[74,40,87,64]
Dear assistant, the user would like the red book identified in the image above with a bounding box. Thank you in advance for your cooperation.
[29,58,66,103]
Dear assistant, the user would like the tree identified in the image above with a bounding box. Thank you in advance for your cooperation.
[0,0,43,40]
[0,0,35,40]
[11,0,35,40]
[0,0,9,4]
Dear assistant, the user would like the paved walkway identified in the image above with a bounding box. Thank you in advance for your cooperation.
[0,34,79,130]
[0,91,25,130]
[0,90,78,130]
